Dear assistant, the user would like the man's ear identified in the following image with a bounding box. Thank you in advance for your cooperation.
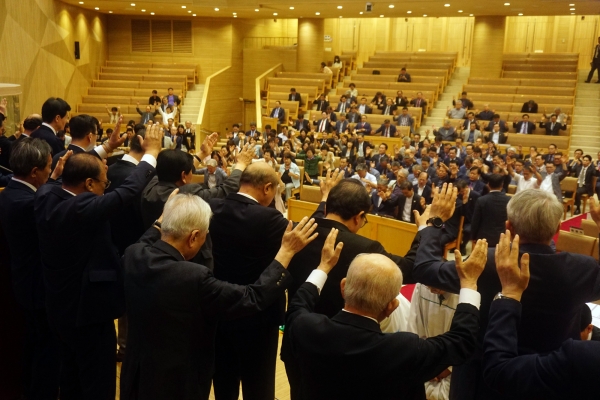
[340,278,346,299]
[264,182,273,195]
[85,178,94,192]
[379,298,399,322]
[180,171,188,185]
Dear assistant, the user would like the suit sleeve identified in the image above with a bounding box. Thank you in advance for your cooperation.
[179,168,242,200]
[371,231,420,284]
[406,303,480,382]
[413,227,461,293]
[470,200,482,241]
[285,281,320,328]
[198,259,293,320]
[310,201,326,219]
[482,300,573,398]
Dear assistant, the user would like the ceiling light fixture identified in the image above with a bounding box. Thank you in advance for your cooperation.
[389,5,394,8]
[569,3,575,5]
[458,10,463,12]
[315,11,320,15]
[150,12,155,15]
[407,10,412,13]
[187,10,191,13]
[290,6,294,9]
[571,12,575,14]
[469,13,473,16]
[131,3,135,6]
[182,5,186,8]
[359,11,363,14]
[337,5,343,9]
[273,12,278,15]
[504,2,510,5]
[380,14,384,17]
[109,10,113,13]
[423,14,428,17]
[339,16,342,18]
[78,1,83,4]
[570,7,575,10]
[255,9,259,11]
[193,13,196,16]
[142,9,146,12]
[214,7,219,11]
[518,13,523,15]
[444,4,450,7]
[234,15,237,18]
[94,7,99,10]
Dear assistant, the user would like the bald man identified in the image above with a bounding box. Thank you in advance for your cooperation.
[285,249,486,400]
[209,161,294,400]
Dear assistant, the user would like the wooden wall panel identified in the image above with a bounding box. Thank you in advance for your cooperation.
[471,16,506,78]
[0,0,107,123]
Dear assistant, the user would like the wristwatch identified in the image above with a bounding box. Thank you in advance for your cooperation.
[493,292,519,302]
[426,216,444,228]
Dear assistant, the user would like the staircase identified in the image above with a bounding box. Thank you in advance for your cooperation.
[419,67,471,135]
[179,84,204,124]
[568,71,600,156]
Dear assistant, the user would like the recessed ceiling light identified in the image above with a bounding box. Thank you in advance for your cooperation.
[571,12,575,14]
[570,7,575,10]
[504,2,510,5]
[423,14,428,17]
[458,10,463,12]
[407,10,412,13]
[214,7,219,11]
[339,16,342,18]
[518,13,523,15]
[337,5,343,9]
[359,11,363,14]
[380,14,384,17]
[234,15,237,18]
[255,8,259,11]
[78,1,83,4]
[150,12,154,15]
[569,3,575,5]
[289,6,294,10]
[469,13,473,16]
[142,9,146,12]
[444,4,450,7]
[187,10,191,13]
[315,11,320,15]
[273,12,278,15]
[131,3,135,6]
[181,5,186,8]
[389,4,394,8]
[109,10,112,13]
[94,7,99,10]
[193,13,196,16]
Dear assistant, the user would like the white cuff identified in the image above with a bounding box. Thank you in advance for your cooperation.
[141,154,157,168]
[418,225,428,231]
[94,145,107,159]
[306,269,328,293]
[458,288,481,310]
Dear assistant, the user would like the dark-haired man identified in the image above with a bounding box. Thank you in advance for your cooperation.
[33,124,162,400]
[574,154,595,214]
[31,97,71,155]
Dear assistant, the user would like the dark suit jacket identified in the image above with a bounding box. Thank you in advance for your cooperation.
[520,102,538,113]
[30,124,64,156]
[334,120,349,134]
[345,112,361,123]
[409,98,427,111]
[484,120,509,133]
[354,121,372,135]
[270,107,286,124]
[51,144,100,171]
[414,184,432,204]
[209,193,289,327]
[34,160,155,331]
[288,93,303,105]
[370,192,396,217]
[0,135,11,170]
[334,102,350,113]
[539,121,567,136]
[314,100,329,112]
[106,158,147,255]
[395,96,409,107]
[375,124,397,137]
[467,179,486,196]
[357,104,373,115]
[397,73,412,82]
[313,118,332,133]
[512,121,536,134]
[120,227,292,400]
[483,300,600,400]
[484,132,508,144]
[381,104,397,115]
[575,164,595,195]
[293,119,310,132]
[413,227,600,400]
[284,281,480,400]
[392,194,424,223]
[0,179,46,309]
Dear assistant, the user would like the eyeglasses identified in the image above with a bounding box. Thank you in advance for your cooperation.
[361,214,369,228]
[92,178,111,190]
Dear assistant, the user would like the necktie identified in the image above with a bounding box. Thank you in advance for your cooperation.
[385,106,390,115]
[275,108,279,117]
[521,123,527,133]
[386,128,389,137]
[320,120,326,132]
[341,104,345,112]
[579,167,586,187]
[551,123,555,131]
[417,99,421,107]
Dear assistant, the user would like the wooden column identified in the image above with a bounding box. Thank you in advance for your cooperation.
[297,19,324,73]
[471,16,506,78]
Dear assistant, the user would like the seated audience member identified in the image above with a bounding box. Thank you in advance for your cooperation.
[395,90,409,107]
[325,106,337,123]
[285,244,486,399]
[484,114,509,133]
[371,143,388,167]
[484,124,508,145]
[474,104,494,121]
[320,61,332,74]
[580,304,600,342]
[466,166,485,195]
[357,97,372,115]
[288,88,301,103]
[371,178,396,217]
[392,181,424,223]
[394,107,415,132]
[335,95,350,113]
[409,92,428,115]
[314,94,329,112]
[371,92,386,110]
[105,105,121,124]
[345,106,361,123]
[121,193,321,400]
[196,159,227,189]
[165,87,180,107]
[157,104,178,124]
[461,112,477,130]
[136,102,159,125]
[508,161,542,193]
[354,133,371,157]
[408,283,460,400]
[415,185,600,400]
[270,101,285,124]
[245,122,260,139]
[397,67,411,82]
[482,233,600,399]
[33,125,161,400]
[574,155,594,214]
[0,138,72,399]
[351,163,377,191]
[313,112,332,134]
[279,154,301,202]
[282,177,428,397]
[334,113,349,135]
[31,97,71,156]
[414,172,433,204]
[454,91,474,110]
[295,146,322,186]
[447,102,466,120]
[433,120,456,141]
[148,90,161,105]
[444,148,463,167]
[470,173,510,246]
[538,114,567,136]
[382,98,397,116]
[375,119,397,138]
[345,83,358,100]
[513,114,536,134]
[338,156,353,178]
[376,156,394,180]
[544,107,569,125]
[521,99,538,113]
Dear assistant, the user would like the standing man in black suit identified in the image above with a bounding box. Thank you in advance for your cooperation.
[269,101,285,124]
[391,181,424,223]
[414,171,433,204]
[483,232,600,398]
[471,174,510,247]
[574,154,595,214]
[0,138,71,400]
[34,124,162,400]
[14,114,43,144]
[281,178,422,398]
[585,36,600,83]
[210,162,305,400]
[0,113,11,170]
[313,111,332,134]
[539,114,567,136]
[413,184,600,400]
[120,193,320,400]
[30,97,71,156]
[512,114,536,134]
[285,236,486,399]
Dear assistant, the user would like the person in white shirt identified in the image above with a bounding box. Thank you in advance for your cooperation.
[279,154,301,202]
[320,62,332,75]
[157,104,178,123]
[510,164,542,193]
[408,284,459,400]
[351,163,377,191]
[345,83,358,100]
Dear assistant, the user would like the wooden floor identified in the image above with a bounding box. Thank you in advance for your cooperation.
[115,332,291,400]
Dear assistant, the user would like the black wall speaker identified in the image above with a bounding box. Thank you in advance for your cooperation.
[74,41,80,60]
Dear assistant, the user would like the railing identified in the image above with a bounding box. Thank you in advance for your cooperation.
[196,66,230,146]
[255,63,283,130]
[243,37,297,49]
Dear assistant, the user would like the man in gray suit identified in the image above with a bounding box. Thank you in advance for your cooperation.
[541,160,566,202]
[195,159,227,189]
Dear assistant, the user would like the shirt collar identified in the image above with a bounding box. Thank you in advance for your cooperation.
[237,192,259,203]
[121,154,140,165]
[62,188,77,196]
[342,309,379,324]
[42,122,57,135]
[11,177,37,192]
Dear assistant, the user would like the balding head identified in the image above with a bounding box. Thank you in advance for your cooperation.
[239,161,280,206]
[341,254,402,321]
[23,114,43,133]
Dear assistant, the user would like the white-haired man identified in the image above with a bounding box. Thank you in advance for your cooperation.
[195,159,227,189]
[413,185,600,400]
[120,192,330,400]
[285,240,487,399]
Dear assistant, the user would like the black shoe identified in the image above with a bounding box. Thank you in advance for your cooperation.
[575,208,581,215]
[585,80,591,83]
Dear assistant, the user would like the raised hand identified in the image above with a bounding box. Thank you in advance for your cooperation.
[235,144,254,170]
[276,217,319,267]
[198,132,219,160]
[495,231,530,301]
[142,122,164,158]
[317,228,344,274]
[105,116,127,152]
[50,150,73,180]
[429,183,457,222]
[456,239,488,290]
[320,168,343,202]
